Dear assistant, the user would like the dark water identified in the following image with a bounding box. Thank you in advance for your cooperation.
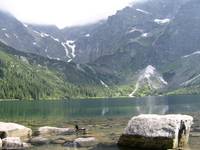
[0,95,200,150]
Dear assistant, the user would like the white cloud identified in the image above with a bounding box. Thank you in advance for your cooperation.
[0,0,133,28]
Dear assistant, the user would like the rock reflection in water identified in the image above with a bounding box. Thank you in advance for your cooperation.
[134,96,169,115]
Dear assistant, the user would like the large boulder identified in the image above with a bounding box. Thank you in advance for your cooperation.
[37,126,75,136]
[2,137,30,149]
[118,114,193,149]
[0,122,32,141]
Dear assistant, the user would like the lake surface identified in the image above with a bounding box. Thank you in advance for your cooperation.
[0,95,200,149]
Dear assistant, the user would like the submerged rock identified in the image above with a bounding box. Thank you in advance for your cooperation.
[51,137,67,144]
[118,114,193,149]
[63,141,75,147]
[74,137,98,147]
[2,137,30,149]
[0,122,32,141]
[30,136,50,145]
[37,126,75,136]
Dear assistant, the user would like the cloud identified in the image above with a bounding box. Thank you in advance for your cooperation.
[0,0,133,28]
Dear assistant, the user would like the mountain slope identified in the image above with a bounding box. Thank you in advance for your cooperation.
[162,51,200,95]
[0,42,116,100]
[129,65,167,97]
[0,11,73,62]
[70,0,189,64]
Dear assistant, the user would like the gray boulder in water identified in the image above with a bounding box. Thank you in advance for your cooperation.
[2,137,30,149]
[0,122,32,141]
[118,114,193,149]
[74,137,98,147]
[37,126,75,136]
[29,136,50,145]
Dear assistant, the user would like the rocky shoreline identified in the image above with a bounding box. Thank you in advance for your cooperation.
[0,113,200,150]
[0,123,99,149]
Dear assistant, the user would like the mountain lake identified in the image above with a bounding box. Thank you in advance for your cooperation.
[0,95,200,150]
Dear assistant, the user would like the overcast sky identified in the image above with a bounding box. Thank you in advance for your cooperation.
[0,0,134,28]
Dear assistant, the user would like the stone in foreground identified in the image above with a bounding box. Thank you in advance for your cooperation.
[2,137,30,149]
[0,122,32,141]
[37,126,75,136]
[118,114,193,149]
[74,137,98,147]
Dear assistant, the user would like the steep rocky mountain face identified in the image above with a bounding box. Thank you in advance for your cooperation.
[154,0,200,65]
[162,51,200,94]
[1,0,200,97]
[0,11,75,62]
[70,0,189,65]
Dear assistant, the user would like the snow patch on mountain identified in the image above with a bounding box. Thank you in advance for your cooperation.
[67,59,72,62]
[183,51,200,58]
[4,33,10,38]
[141,33,148,37]
[40,32,50,38]
[50,36,60,42]
[61,42,70,58]
[1,28,6,31]
[23,23,28,28]
[66,40,76,58]
[181,74,200,86]
[33,30,60,42]
[100,80,109,88]
[154,18,170,25]
[85,34,90,37]
[136,8,150,15]
[128,27,143,33]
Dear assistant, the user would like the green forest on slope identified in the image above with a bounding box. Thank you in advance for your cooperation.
[0,46,115,100]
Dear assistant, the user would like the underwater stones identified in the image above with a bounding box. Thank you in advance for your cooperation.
[118,114,193,149]
[30,136,50,145]
[74,137,98,147]
[37,126,75,136]
[63,137,98,148]
[63,141,75,147]
[51,137,67,144]
[0,122,32,141]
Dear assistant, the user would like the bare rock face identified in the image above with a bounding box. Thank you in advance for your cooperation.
[118,114,193,149]
[37,126,75,136]
[0,122,32,141]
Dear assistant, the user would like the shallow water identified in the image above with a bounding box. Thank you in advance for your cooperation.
[0,95,200,149]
